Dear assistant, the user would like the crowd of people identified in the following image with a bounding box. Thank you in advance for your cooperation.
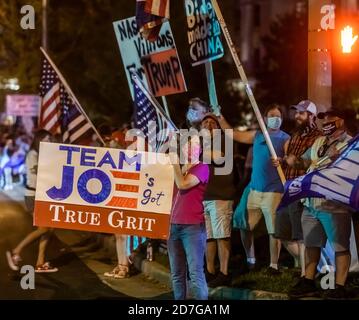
[2,97,359,301]
[167,98,359,300]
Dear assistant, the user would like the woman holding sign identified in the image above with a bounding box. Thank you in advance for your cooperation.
[6,130,58,273]
[168,135,209,300]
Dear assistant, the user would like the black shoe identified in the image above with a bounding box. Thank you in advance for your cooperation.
[322,285,355,300]
[264,267,282,276]
[205,270,216,283]
[208,272,231,288]
[289,277,318,299]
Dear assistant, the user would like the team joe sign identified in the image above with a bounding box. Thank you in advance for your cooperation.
[34,143,174,239]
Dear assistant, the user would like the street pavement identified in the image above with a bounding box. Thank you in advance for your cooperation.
[0,186,172,300]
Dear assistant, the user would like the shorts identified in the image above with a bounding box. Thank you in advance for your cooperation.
[275,200,303,241]
[204,200,234,239]
[233,184,251,230]
[245,190,282,234]
[302,206,352,252]
[25,196,35,214]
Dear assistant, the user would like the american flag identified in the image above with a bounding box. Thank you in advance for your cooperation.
[133,76,175,151]
[39,59,61,134]
[136,0,169,42]
[39,57,98,145]
[144,0,169,18]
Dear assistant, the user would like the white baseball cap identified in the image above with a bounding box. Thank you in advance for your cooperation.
[290,100,317,116]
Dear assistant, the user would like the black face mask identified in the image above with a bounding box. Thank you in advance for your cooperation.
[322,121,337,136]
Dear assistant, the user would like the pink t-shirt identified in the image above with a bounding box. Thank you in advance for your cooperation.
[171,163,209,224]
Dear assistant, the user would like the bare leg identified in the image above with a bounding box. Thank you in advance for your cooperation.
[218,238,231,275]
[115,234,128,266]
[335,251,351,286]
[36,231,52,266]
[299,242,306,277]
[205,240,217,274]
[13,227,49,256]
[269,235,281,266]
[305,247,321,280]
[283,241,300,267]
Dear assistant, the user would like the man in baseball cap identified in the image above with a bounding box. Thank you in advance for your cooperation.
[273,100,321,279]
[290,100,318,116]
[285,105,354,299]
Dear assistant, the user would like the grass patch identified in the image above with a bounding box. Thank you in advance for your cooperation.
[232,269,298,293]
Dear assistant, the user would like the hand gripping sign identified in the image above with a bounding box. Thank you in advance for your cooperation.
[34,143,174,239]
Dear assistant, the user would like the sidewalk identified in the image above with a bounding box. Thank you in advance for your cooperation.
[0,185,316,300]
[130,251,289,300]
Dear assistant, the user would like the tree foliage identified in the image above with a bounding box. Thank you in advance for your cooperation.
[0,0,244,127]
[257,10,308,107]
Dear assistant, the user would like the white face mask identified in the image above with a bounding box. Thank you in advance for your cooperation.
[267,117,282,130]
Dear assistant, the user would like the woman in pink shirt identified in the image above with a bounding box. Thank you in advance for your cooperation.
[168,136,209,300]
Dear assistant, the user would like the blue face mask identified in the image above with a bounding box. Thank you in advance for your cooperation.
[186,108,203,124]
[267,117,282,130]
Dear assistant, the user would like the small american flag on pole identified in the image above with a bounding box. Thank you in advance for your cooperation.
[39,59,61,134]
[60,85,93,145]
[39,49,104,146]
[144,0,169,18]
[132,73,176,152]
[136,0,169,42]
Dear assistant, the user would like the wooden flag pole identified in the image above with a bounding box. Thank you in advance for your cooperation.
[40,47,105,146]
[211,0,286,184]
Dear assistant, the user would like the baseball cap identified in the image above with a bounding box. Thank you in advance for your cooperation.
[317,108,349,120]
[290,100,317,116]
[201,113,220,126]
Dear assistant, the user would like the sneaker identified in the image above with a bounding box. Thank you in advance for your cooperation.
[289,277,318,299]
[6,251,22,271]
[205,270,216,283]
[322,285,355,300]
[208,272,231,288]
[35,262,58,273]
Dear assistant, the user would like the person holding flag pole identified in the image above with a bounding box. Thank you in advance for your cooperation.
[217,105,289,274]
[210,0,289,273]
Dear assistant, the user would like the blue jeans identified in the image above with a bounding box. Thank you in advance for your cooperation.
[167,223,208,300]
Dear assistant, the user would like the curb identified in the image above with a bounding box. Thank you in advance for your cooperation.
[132,253,289,300]
[133,254,172,288]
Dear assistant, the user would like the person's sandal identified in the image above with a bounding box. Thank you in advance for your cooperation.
[35,262,58,273]
[114,264,129,279]
[104,265,121,278]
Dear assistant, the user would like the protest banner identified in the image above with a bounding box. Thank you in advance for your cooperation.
[34,142,174,239]
[184,0,224,66]
[113,16,186,99]
[6,95,40,117]
[141,48,187,97]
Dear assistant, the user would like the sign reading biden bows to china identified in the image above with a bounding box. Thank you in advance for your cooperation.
[34,143,174,239]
